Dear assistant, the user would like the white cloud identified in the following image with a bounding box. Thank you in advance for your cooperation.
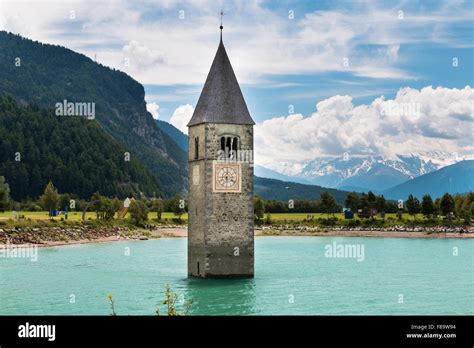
[122,40,167,70]
[255,86,474,173]
[1,0,472,85]
[169,104,194,134]
[146,102,160,119]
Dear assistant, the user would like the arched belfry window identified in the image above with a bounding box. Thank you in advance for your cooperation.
[220,137,225,153]
[232,137,238,154]
[194,136,199,159]
[220,135,239,160]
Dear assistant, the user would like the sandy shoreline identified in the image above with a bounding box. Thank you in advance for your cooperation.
[1,227,472,249]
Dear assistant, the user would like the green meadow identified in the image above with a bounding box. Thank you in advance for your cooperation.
[0,211,428,224]
[0,211,188,223]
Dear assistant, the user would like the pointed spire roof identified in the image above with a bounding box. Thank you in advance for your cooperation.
[187,37,255,127]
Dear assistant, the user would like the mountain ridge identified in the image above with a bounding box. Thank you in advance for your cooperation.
[254,176,350,204]
[259,151,466,192]
[383,160,474,200]
[156,119,188,152]
[0,31,187,197]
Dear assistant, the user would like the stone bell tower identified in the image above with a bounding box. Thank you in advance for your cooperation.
[187,22,255,278]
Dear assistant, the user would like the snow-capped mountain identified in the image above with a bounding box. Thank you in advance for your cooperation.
[383,160,474,200]
[264,152,461,192]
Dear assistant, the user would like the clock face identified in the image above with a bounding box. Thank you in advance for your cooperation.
[217,166,237,188]
[213,162,241,192]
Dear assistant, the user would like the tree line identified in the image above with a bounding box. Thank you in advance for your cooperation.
[0,179,187,226]
[1,177,472,225]
[255,190,473,222]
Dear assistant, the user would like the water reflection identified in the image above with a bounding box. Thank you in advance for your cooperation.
[179,277,258,315]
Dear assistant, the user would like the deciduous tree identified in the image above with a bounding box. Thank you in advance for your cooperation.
[129,200,149,226]
[39,181,59,215]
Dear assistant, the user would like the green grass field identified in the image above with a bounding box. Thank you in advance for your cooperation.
[0,211,188,222]
[0,211,424,223]
[0,211,95,221]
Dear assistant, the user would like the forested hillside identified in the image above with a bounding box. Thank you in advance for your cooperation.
[254,176,350,204]
[0,31,187,196]
[156,120,188,152]
[0,97,161,200]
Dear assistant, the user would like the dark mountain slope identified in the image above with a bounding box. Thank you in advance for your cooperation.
[0,97,160,200]
[254,176,350,204]
[0,31,186,196]
[156,119,188,152]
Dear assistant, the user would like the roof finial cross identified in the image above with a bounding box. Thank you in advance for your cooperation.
[220,10,224,40]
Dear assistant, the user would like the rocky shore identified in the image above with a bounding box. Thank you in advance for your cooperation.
[0,225,151,246]
[139,225,474,239]
[0,224,472,247]
[257,225,473,238]
[257,225,473,233]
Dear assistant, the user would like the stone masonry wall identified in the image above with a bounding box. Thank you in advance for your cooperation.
[188,123,254,278]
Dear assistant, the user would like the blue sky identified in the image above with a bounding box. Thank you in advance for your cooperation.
[139,0,473,123]
[1,0,472,171]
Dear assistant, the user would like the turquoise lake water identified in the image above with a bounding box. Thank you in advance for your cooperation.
[0,236,472,315]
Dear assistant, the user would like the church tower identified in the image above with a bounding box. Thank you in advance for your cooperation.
[187,22,255,278]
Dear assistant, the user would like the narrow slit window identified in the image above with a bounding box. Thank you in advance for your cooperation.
[220,137,225,152]
[194,137,199,159]
[232,137,238,159]
[226,137,231,158]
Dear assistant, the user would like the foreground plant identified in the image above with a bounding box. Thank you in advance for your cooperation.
[105,285,191,316]
[107,294,116,316]
[156,284,192,316]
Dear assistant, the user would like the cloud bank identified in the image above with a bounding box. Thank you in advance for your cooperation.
[255,86,474,173]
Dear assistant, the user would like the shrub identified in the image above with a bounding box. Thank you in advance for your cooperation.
[129,200,149,226]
